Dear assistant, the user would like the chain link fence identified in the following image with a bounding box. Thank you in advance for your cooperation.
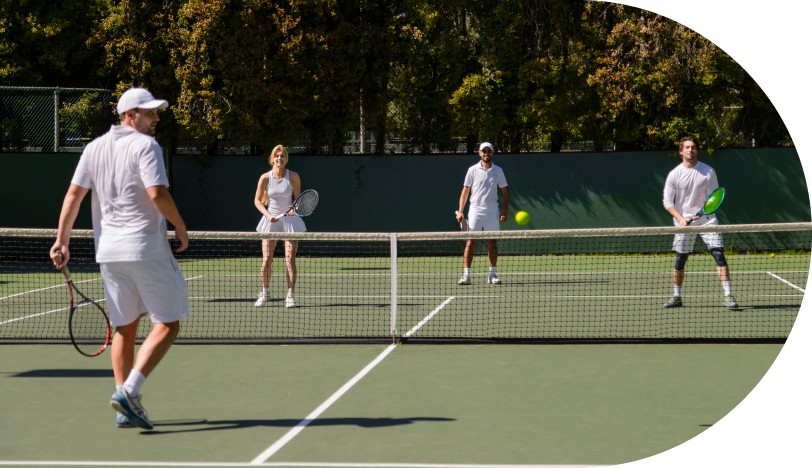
[1,87,117,153]
[2,87,793,155]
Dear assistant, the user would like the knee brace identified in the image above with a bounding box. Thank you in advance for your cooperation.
[674,253,690,271]
[709,247,728,267]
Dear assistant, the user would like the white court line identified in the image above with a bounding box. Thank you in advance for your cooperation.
[0,306,71,326]
[250,297,456,465]
[402,297,455,338]
[0,462,604,467]
[767,272,806,292]
[0,298,107,327]
[186,275,204,281]
[0,277,101,301]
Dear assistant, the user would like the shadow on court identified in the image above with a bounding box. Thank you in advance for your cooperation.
[141,416,456,435]
[9,369,115,378]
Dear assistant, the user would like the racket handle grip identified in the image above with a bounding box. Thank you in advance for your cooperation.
[59,266,72,282]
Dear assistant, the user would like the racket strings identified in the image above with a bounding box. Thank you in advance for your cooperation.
[70,300,110,356]
[294,191,319,215]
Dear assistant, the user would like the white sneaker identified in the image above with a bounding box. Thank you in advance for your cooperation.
[458,275,471,285]
[255,291,268,307]
[285,296,296,308]
[488,275,501,284]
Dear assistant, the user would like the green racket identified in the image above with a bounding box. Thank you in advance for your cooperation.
[686,187,725,225]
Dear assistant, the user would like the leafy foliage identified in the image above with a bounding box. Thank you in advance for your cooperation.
[1,0,792,153]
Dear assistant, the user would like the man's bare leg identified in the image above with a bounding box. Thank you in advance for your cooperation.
[134,321,180,377]
[487,239,500,283]
[673,269,684,287]
[112,320,180,387]
[717,265,730,282]
[464,239,476,268]
[111,320,139,386]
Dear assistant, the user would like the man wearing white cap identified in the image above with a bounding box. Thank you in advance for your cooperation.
[50,88,189,430]
[456,142,510,285]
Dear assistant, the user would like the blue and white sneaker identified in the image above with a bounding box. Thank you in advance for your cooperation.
[663,296,683,308]
[110,388,154,430]
[116,412,134,428]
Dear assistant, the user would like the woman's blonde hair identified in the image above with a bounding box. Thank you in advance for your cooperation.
[262,145,290,206]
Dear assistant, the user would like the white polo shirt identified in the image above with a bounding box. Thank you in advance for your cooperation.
[71,125,171,263]
[662,161,719,225]
[464,162,508,212]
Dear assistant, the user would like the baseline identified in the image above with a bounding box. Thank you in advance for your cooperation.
[0,461,606,467]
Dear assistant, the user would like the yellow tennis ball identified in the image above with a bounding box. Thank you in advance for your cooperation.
[515,211,530,225]
[771,253,775,258]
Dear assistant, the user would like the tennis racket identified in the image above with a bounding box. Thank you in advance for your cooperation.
[279,189,319,218]
[58,260,111,357]
[686,187,725,225]
[455,211,469,231]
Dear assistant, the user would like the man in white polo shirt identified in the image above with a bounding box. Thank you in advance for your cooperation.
[662,135,737,308]
[50,88,189,430]
[456,142,510,285]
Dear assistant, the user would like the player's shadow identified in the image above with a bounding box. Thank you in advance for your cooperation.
[505,280,612,285]
[340,267,391,270]
[142,417,456,435]
[207,298,281,303]
[9,369,114,378]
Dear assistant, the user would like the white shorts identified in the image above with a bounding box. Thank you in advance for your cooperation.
[468,209,500,232]
[672,218,723,254]
[100,256,189,327]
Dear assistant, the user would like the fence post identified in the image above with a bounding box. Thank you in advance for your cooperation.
[53,88,59,152]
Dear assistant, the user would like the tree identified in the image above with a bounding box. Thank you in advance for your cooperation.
[0,0,108,87]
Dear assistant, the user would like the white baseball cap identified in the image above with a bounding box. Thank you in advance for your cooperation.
[479,142,494,151]
[116,88,169,114]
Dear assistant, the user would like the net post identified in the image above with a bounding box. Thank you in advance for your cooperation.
[390,232,397,340]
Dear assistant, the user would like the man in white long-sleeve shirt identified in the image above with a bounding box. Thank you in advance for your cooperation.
[662,135,737,308]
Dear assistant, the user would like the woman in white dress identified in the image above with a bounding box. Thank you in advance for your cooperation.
[253,145,307,308]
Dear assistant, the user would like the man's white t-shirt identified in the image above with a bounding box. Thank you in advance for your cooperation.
[464,162,508,213]
[71,125,171,263]
[662,161,719,226]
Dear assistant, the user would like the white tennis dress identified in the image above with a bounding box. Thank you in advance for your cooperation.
[256,169,307,233]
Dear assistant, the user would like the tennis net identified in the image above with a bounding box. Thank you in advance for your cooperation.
[1,223,809,343]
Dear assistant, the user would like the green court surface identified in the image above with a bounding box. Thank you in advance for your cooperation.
[0,342,783,466]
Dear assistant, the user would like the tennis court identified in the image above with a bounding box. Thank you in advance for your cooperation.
[0,225,808,466]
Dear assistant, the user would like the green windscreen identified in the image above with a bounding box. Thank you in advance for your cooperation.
[705,188,725,213]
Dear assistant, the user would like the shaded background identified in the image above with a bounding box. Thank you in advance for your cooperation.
[2,148,808,232]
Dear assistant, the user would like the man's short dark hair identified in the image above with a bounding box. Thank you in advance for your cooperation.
[679,135,699,152]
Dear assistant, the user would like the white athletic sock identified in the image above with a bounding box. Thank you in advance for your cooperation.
[489,266,496,276]
[674,285,681,297]
[287,291,294,297]
[123,369,145,397]
[463,267,470,276]
[722,281,732,295]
